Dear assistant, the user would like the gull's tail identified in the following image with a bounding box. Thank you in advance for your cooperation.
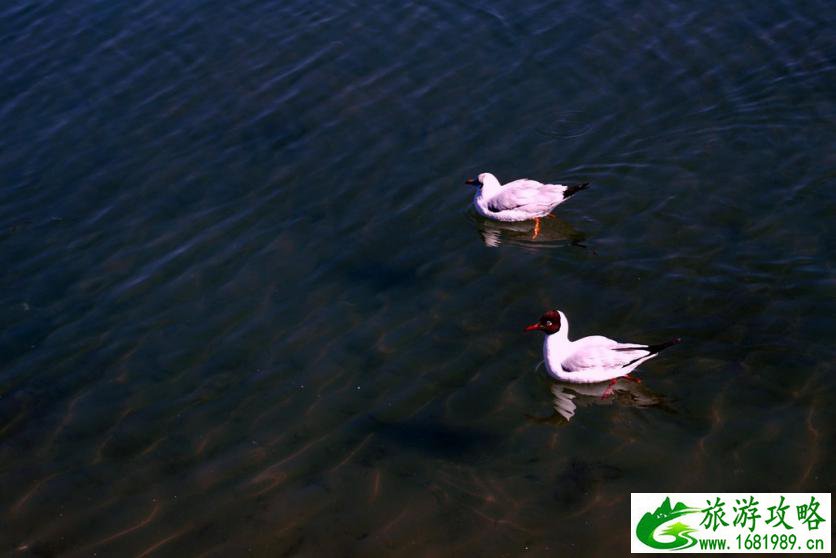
[616,338,682,368]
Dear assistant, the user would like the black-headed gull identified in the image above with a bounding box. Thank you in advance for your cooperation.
[466,172,589,238]
[524,309,680,398]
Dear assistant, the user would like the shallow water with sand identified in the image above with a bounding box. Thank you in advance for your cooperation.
[1,0,834,555]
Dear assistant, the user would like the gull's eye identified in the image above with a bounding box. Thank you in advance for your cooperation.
[544,320,552,326]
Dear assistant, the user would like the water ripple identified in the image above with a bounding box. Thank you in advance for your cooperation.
[1,0,834,555]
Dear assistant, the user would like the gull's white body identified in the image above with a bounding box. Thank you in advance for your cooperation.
[473,173,582,222]
[543,311,664,383]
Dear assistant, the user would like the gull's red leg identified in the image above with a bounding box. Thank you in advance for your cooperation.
[532,217,541,239]
[600,378,618,400]
[624,374,641,384]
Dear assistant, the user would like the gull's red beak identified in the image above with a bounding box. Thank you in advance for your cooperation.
[465,178,478,185]
[523,323,541,332]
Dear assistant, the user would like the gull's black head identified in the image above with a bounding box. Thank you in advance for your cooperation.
[524,310,562,334]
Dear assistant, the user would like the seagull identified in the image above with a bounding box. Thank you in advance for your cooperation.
[466,172,589,239]
[524,309,680,398]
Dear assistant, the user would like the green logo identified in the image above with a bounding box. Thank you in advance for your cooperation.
[634,494,828,552]
[636,497,701,550]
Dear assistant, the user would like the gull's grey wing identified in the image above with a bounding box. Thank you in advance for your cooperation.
[486,180,567,212]
[561,342,650,372]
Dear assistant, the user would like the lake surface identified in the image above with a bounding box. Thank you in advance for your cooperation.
[2,0,834,555]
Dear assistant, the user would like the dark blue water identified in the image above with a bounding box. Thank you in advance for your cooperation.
[2,0,835,555]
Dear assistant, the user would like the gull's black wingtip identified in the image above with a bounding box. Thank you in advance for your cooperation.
[648,337,682,354]
[564,182,590,197]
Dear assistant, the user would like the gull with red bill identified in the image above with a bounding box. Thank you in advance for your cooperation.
[466,172,589,238]
[525,309,681,398]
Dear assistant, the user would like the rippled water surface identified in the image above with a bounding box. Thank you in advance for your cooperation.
[2,0,835,555]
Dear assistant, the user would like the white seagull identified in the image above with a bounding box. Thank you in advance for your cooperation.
[524,309,680,398]
[466,172,589,238]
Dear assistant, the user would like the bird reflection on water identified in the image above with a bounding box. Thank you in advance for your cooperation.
[472,214,588,249]
[529,378,675,425]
